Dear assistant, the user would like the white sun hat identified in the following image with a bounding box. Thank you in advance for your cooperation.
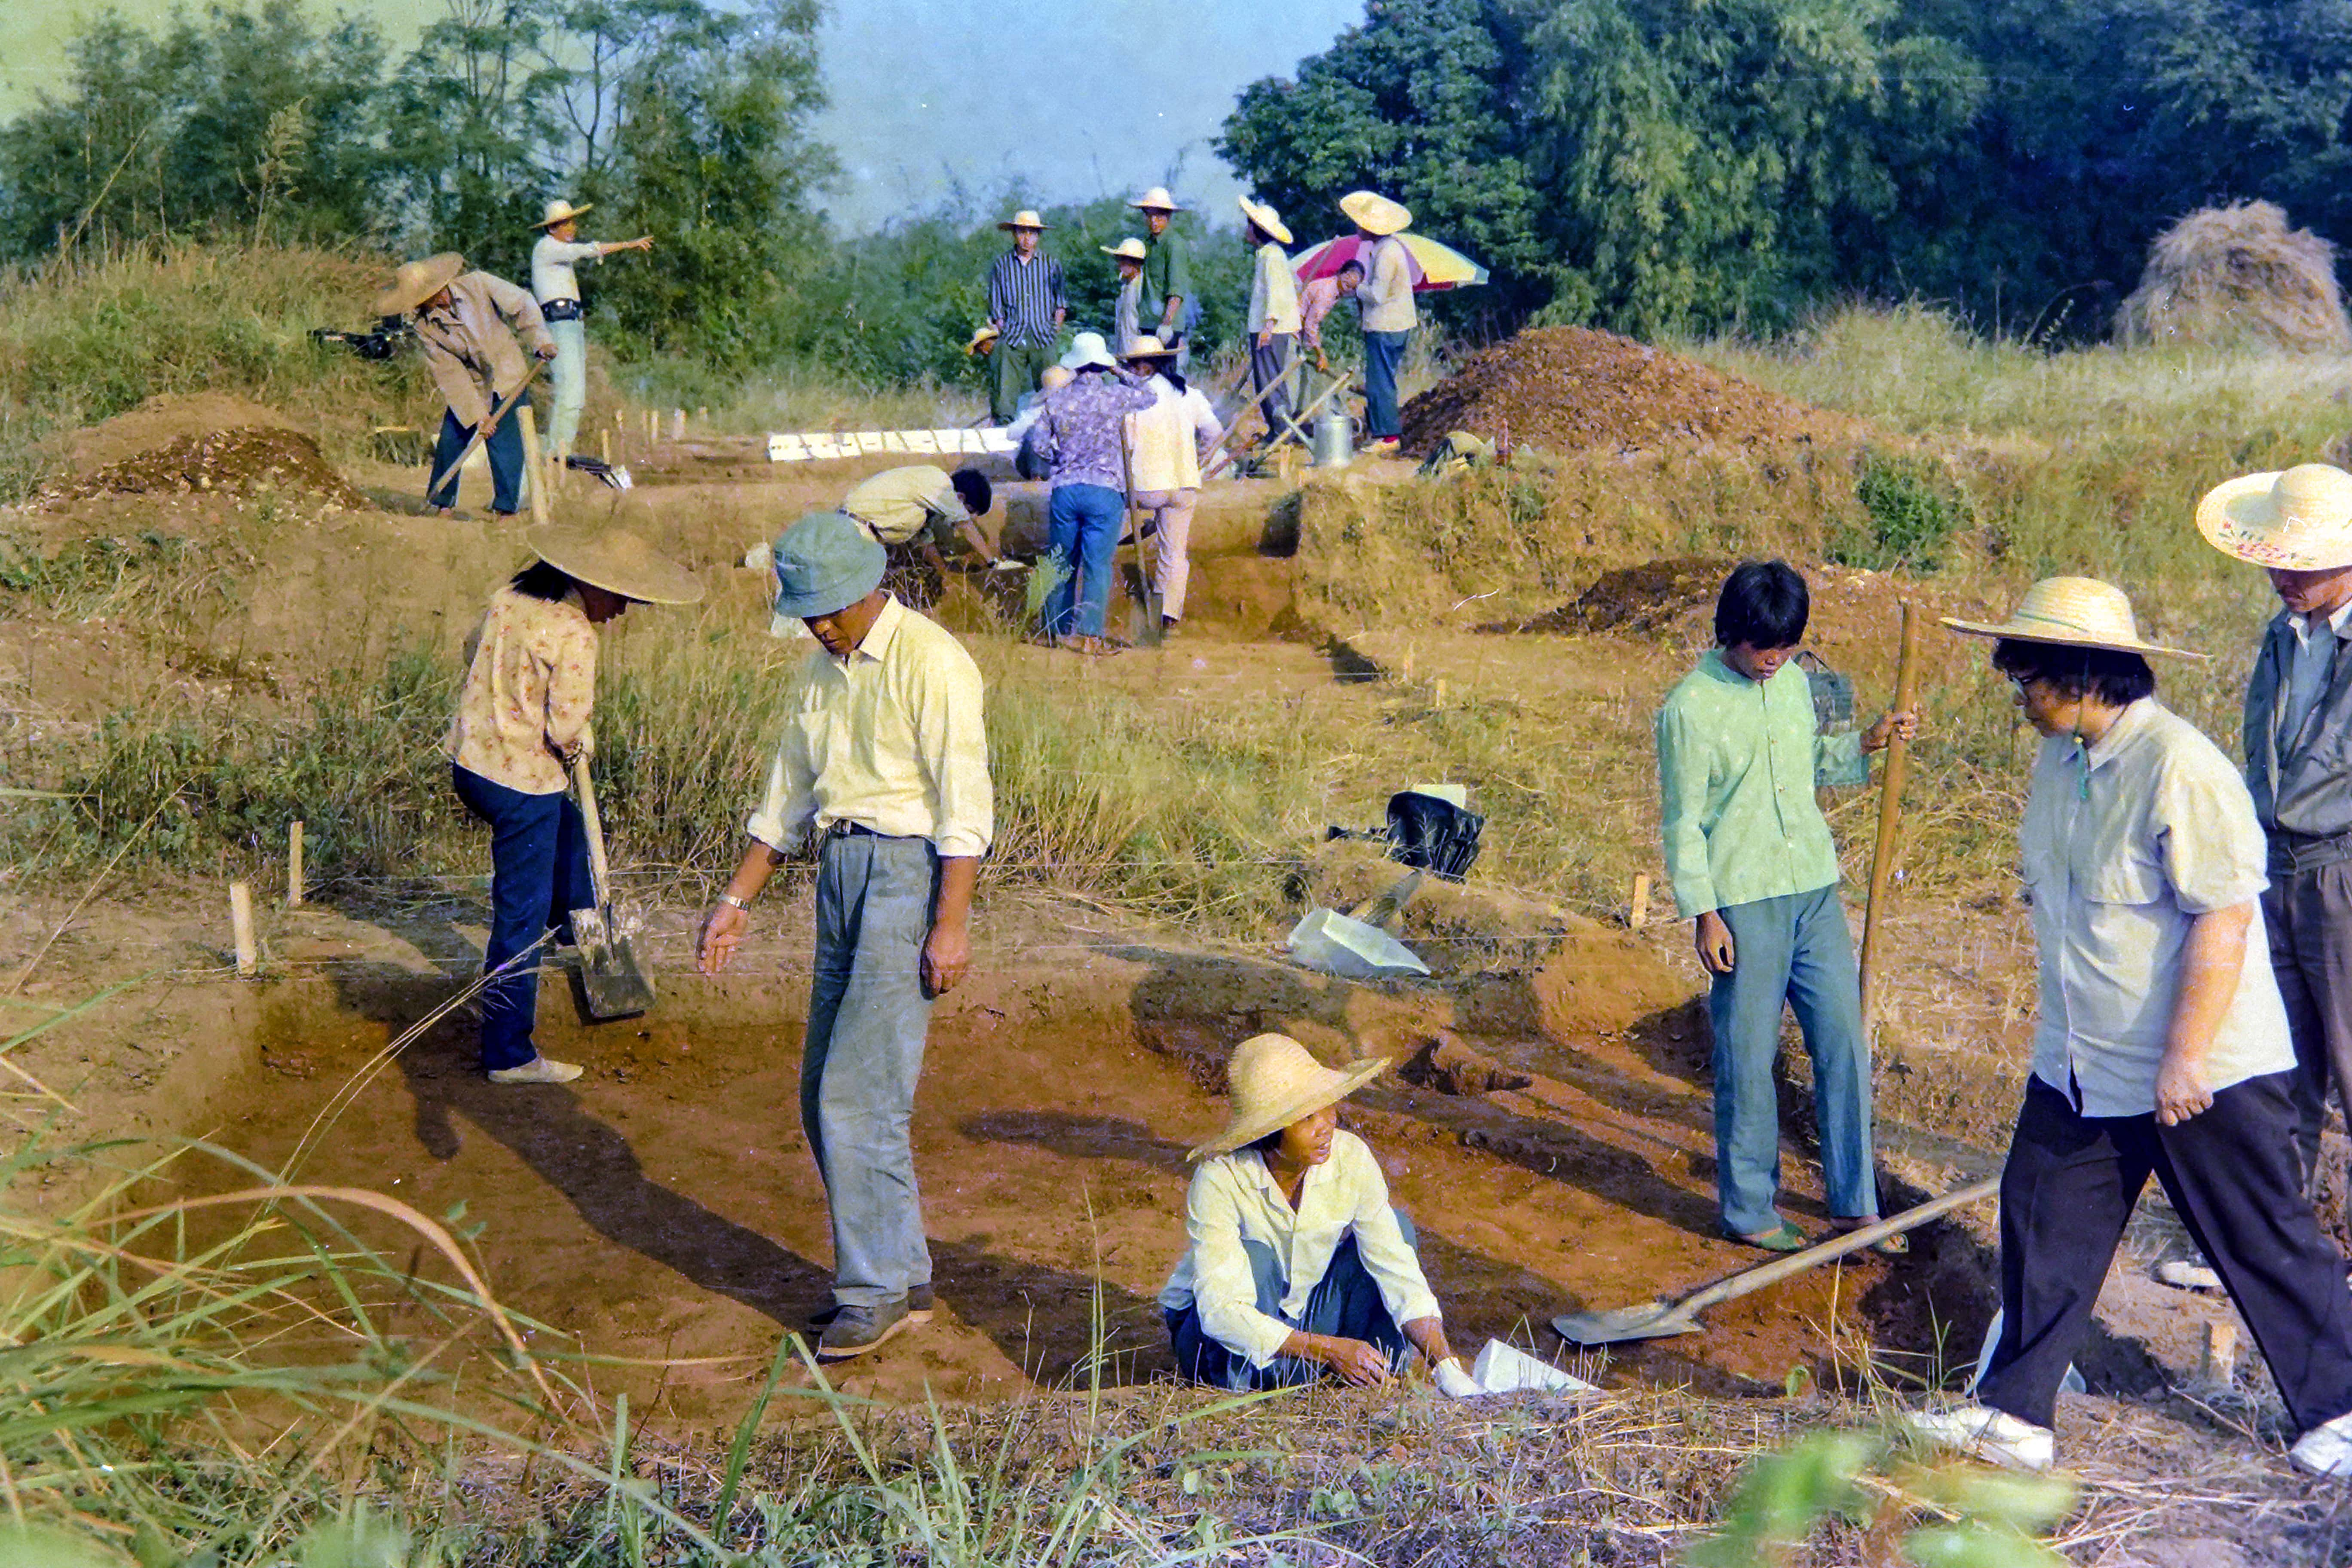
[1059,330,1117,371]
[1237,195,1292,245]
[1130,186,1184,213]
[2196,463,2352,571]
[1339,190,1412,236]
[1101,237,1148,262]
[997,209,1050,232]
[1942,576,2202,659]
[534,198,593,230]
[1190,1033,1391,1160]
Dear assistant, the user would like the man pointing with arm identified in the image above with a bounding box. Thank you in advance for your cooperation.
[697,511,993,1361]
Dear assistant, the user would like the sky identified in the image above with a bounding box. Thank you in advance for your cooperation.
[0,0,1367,234]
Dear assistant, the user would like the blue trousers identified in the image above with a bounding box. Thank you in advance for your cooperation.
[428,404,526,514]
[1043,482,1124,639]
[1164,1216,1415,1390]
[804,830,941,1308]
[451,764,593,1071]
[1707,886,1878,1235]
[1363,329,1410,440]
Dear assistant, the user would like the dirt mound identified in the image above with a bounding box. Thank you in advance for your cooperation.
[54,393,300,472]
[1478,557,1729,637]
[46,426,365,508]
[1399,326,1858,460]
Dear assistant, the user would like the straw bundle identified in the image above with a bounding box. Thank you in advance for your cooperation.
[2116,200,2352,352]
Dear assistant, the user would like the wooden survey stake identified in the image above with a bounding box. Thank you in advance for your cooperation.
[1857,602,1923,1030]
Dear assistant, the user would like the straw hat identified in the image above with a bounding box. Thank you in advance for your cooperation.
[1130,186,1183,214]
[1237,195,1292,245]
[1060,330,1117,372]
[1942,576,2202,660]
[1120,334,1178,364]
[965,323,1001,357]
[1339,190,1412,236]
[997,209,1050,232]
[2196,463,2352,570]
[534,198,592,230]
[1101,237,1148,262]
[375,253,465,317]
[527,524,704,605]
[1190,1033,1392,1160]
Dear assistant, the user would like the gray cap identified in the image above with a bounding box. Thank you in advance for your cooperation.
[769,510,886,626]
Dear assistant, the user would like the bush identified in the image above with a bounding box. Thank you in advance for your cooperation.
[1833,452,1971,571]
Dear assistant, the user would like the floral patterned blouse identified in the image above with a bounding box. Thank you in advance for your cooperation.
[447,585,596,794]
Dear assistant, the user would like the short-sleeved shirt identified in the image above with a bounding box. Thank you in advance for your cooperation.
[1654,649,1865,918]
[841,465,967,547]
[446,586,596,795]
[2021,698,2294,1117]
[1159,1130,1441,1368]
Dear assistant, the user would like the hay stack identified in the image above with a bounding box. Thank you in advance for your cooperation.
[2116,201,2352,352]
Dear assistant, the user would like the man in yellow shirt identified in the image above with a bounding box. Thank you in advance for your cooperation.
[696,511,993,1361]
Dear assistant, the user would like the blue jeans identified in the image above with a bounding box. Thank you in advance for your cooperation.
[1165,1216,1415,1389]
[1363,329,1410,439]
[1706,886,1877,1236]
[428,404,527,514]
[804,830,941,1308]
[451,764,593,1071]
[545,316,588,455]
[1043,482,1124,639]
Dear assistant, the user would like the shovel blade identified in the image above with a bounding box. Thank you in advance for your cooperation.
[1550,1302,1701,1346]
[571,904,656,1020]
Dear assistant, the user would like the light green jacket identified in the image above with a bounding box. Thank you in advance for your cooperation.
[1654,649,1865,919]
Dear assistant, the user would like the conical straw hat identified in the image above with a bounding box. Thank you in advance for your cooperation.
[1339,190,1411,236]
[1941,576,2201,659]
[1101,237,1148,262]
[2196,463,2352,570]
[534,198,592,230]
[1237,195,1292,245]
[1130,186,1184,213]
[527,524,704,605]
[1190,1033,1391,1160]
[375,253,465,317]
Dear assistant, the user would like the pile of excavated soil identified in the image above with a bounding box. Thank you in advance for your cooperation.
[53,392,299,472]
[44,426,366,508]
[1478,557,1731,637]
[1399,326,1859,460]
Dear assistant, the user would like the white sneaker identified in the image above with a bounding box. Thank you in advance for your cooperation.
[2291,1411,2352,1477]
[2154,1257,2223,1292]
[1902,1404,2055,1472]
[487,1055,583,1085]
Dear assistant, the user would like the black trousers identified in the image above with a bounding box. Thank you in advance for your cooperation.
[1978,1072,2352,1432]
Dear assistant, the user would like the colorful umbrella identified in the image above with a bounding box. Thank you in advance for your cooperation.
[1291,232,1489,292]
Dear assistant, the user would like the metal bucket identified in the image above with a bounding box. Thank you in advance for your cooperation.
[1313,407,1354,469]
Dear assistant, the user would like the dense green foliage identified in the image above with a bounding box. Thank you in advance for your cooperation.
[1222,0,2352,340]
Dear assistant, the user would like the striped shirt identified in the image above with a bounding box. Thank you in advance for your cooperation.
[987,250,1066,347]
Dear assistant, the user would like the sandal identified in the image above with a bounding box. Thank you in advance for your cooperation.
[1727,1221,1808,1253]
[1065,635,1122,658]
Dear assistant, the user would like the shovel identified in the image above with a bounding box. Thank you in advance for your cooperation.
[569,753,655,1020]
[425,372,539,505]
[1118,426,1164,647]
[1286,869,1428,980]
[1550,1177,1998,1345]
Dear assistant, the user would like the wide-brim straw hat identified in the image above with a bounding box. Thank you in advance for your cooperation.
[376,252,465,316]
[1060,331,1117,372]
[534,198,592,230]
[1190,1033,1392,1160]
[2196,463,2352,570]
[770,510,886,622]
[1130,186,1183,213]
[997,209,1050,232]
[1101,237,1148,262]
[966,323,1001,356]
[527,524,703,605]
[1942,576,2202,660]
[1237,195,1292,245]
[1339,190,1411,236]
[1121,334,1178,363]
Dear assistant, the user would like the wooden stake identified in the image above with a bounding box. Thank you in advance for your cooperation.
[1858,602,1924,1031]
[672,407,686,441]
[286,821,304,907]
[647,409,658,445]
[695,405,708,426]
[2201,1320,2238,1384]
[518,404,550,525]
[230,882,257,977]
[600,429,612,466]
[1629,873,1651,930]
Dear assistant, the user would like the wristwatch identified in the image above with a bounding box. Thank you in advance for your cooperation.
[719,892,751,911]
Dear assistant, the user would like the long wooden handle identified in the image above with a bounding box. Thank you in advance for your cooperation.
[425,373,538,500]
[1858,601,1924,1029]
[1679,1177,2000,1315]
[571,752,613,907]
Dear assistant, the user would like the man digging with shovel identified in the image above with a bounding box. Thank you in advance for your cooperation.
[1654,561,1917,1251]
[695,511,993,1360]
[379,253,557,519]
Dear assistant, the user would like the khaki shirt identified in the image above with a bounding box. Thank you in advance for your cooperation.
[2021,698,2294,1117]
[1247,240,1302,335]
[841,466,966,547]
[1124,375,1221,493]
[1354,236,1418,334]
[746,595,993,859]
[1158,1130,1441,1369]
[413,271,553,429]
[447,586,596,795]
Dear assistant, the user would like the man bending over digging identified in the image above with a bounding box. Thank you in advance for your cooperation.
[1654,560,1919,1250]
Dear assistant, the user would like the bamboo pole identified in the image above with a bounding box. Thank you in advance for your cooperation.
[286,821,303,907]
[518,404,549,525]
[1858,602,1924,1031]
[230,882,257,978]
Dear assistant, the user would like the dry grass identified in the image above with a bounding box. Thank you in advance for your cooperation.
[2117,201,2352,354]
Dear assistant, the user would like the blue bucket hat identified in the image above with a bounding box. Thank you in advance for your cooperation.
[769,510,885,633]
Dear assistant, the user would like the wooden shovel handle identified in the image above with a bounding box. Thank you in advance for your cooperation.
[1678,1177,2000,1316]
[1858,602,1924,1028]
[571,752,614,907]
